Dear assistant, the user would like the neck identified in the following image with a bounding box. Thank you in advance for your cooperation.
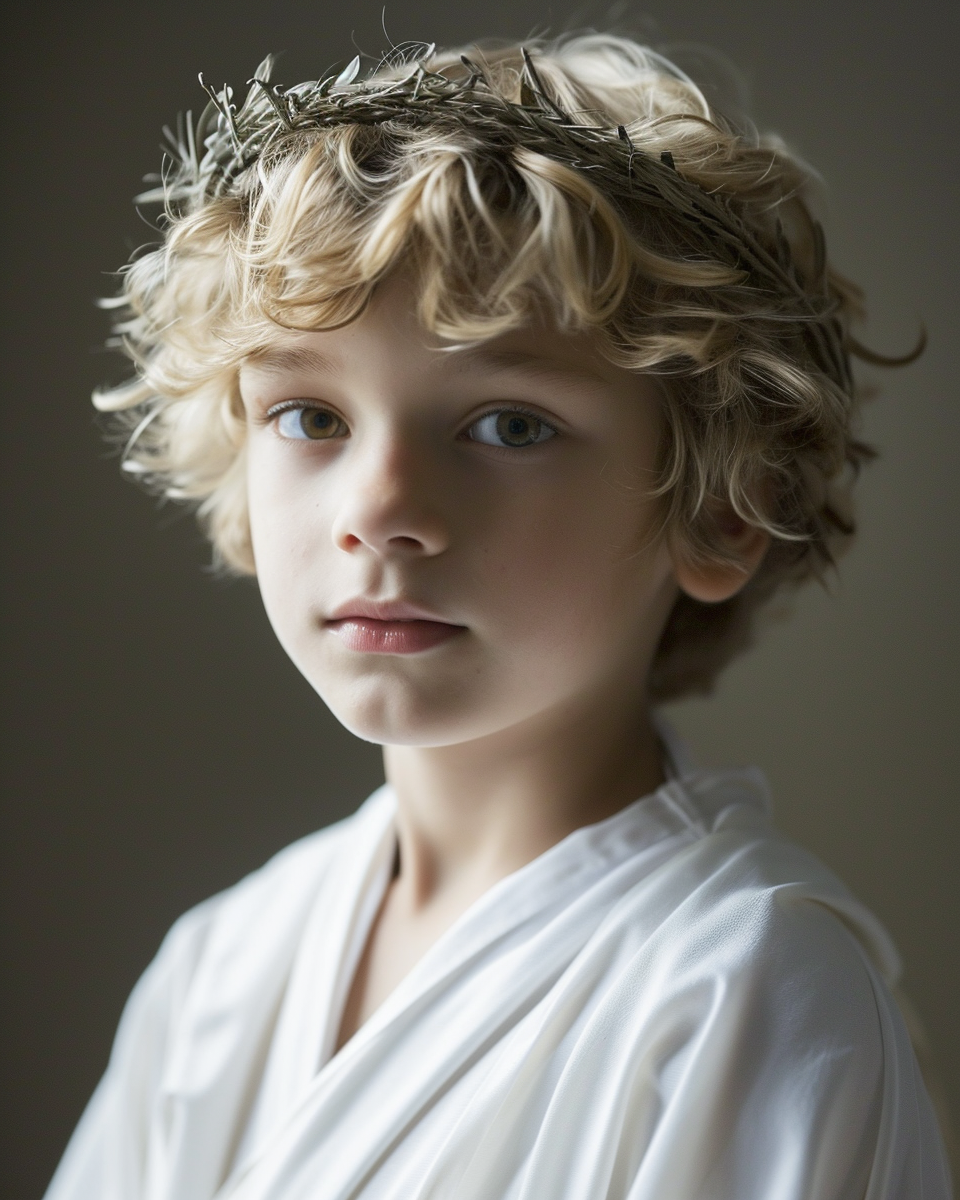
[382,686,665,912]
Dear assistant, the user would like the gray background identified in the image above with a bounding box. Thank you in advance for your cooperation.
[3,1,957,1194]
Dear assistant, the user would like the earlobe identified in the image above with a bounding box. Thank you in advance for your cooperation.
[671,512,771,604]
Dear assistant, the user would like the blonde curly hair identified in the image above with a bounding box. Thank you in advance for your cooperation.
[96,34,893,701]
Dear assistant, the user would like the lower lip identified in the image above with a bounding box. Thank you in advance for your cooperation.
[326,618,465,654]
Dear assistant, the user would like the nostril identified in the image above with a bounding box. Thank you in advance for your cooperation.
[389,535,425,551]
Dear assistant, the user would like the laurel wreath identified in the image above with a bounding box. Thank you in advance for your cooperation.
[141,45,853,393]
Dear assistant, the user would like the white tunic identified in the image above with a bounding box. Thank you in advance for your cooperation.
[46,764,951,1200]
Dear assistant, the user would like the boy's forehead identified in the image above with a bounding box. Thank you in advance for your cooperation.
[241,267,620,389]
[244,324,620,391]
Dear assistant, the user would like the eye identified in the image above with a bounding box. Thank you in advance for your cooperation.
[468,409,556,449]
[274,405,347,441]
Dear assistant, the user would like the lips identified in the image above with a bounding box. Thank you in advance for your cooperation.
[324,599,466,655]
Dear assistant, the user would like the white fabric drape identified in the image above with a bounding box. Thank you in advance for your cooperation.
[46,766,951,1200]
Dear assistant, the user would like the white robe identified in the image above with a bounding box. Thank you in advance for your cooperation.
[46,759,951,1200]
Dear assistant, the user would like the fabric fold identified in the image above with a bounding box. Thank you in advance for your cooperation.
[46,764,951,1200]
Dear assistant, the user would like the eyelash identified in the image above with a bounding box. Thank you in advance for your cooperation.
[464,405,558,449]
[264,401,329,418]
[265,400,347,442]
[263,401,559,447]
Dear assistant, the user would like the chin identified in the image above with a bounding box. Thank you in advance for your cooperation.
[327,705,486,749]
[312,671,525,749]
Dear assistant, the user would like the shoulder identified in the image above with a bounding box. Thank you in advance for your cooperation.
[135,786,392,1018]
[160,816,348,960]
[99,788,395,1105]
[608,769,901,1113]
[44,795,393,1199]
[646,767,901,991]
[671,826,891,1055]
[588,773,952,1195]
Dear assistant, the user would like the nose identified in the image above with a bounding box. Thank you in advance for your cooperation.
[330,430,451,559]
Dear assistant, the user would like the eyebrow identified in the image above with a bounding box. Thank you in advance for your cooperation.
[244,342,611,390]
[451,348,612,389]
[244,345,341,377]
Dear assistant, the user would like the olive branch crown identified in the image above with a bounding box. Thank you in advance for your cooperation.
[142,45,854,393]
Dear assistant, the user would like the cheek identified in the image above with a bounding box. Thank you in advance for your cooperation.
[246,449,325,632]
[471,475,665,647]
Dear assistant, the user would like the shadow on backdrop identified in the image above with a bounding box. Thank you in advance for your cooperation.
[2,1,957,1193]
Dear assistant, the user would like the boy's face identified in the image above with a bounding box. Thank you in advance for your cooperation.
[240,272,678,748]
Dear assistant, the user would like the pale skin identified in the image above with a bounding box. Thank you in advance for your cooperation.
[239,273,769,1051]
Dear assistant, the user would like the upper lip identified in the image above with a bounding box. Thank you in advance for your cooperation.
[325,598,460,624]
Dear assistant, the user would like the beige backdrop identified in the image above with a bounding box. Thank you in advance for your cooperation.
[3,1,957,1193]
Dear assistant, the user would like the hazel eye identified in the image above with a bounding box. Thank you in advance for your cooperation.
[276,406,347,441]
[468,410,556,448]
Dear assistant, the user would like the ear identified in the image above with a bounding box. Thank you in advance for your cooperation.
[671,503,771,604]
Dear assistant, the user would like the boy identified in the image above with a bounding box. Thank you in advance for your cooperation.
[47,34,950,1199]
